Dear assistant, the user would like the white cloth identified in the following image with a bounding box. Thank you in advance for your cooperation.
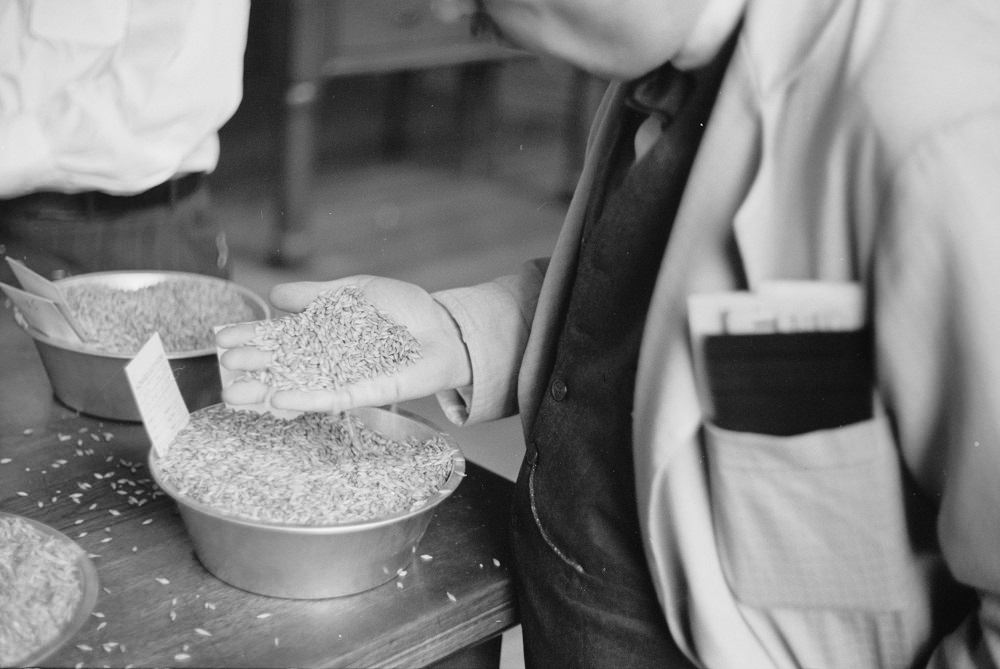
[0,0,250,198]
[434,0,1000,665]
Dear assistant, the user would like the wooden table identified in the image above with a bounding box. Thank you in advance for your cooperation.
[0,307,518,668]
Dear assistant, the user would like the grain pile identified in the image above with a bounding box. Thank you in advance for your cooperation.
[156,405,456,525]
[241,286,421,391]
[0,515,85,666]
[65,278,254,354]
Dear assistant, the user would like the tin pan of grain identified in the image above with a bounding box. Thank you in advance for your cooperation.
[0,512,100,668]
[148,406,466,599]
[12,271,269,422]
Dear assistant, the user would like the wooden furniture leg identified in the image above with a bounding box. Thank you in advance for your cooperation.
[456,61,502,175]
[383,71,416,161]
[271,78,319,266]
[269,0,324,267]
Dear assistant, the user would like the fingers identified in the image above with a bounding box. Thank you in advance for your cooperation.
[271,376,400,414]
[268,282,323,313]
[268,389,341,413]
[218,346,272,371]
[221,379,270,405]
[268,279,356,313]
[215,321,259,348]
[268,276,381,313]
[430,0,477,23]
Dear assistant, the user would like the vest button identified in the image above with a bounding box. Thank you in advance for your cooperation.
[550,378,568,402]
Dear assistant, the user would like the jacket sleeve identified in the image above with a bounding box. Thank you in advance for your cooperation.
[431,258,547,426]
[874,112,1000,668]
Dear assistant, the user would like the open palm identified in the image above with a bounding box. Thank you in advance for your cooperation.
[216,276,471,414]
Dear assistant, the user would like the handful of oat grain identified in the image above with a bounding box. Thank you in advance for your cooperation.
[242,286,421,391]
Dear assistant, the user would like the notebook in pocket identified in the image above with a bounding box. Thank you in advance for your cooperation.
[703,329,873,435]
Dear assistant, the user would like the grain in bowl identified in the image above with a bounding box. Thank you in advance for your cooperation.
[63,275,256,354]
[155,405,456,525]
[0,513,98,666]
[13,271,270,421]
[149,405,465,598]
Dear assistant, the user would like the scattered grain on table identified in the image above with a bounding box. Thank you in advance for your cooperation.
[240,286,421,391]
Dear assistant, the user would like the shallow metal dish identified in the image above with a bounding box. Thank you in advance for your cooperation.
[0,512,99,667]
[148,406,465,599]
[14,271,269,422]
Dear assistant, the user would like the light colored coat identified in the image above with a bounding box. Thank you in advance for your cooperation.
[435,0,1000,666]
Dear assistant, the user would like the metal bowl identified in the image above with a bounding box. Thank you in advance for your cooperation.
[148,406,465,599]
[0,512,99,667]
[13,271,269,423]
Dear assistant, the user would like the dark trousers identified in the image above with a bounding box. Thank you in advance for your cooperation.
[0,179,229,284]
[510,449,694,669]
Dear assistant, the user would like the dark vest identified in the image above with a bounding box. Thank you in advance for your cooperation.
[523,40,736,584]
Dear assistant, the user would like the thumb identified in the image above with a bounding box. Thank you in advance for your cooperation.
[267,281,334,313]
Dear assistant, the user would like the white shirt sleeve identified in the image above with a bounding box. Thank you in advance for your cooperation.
[0,0,250,197]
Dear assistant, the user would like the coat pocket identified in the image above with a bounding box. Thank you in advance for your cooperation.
[704,413,917,612]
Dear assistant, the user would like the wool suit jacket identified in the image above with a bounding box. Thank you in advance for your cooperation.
[434,0,1000,666]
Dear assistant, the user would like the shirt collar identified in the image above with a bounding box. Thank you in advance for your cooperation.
[625,66,695,126]
[673,0,747,70]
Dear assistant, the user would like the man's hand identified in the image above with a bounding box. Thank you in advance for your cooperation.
[215,276,472,413]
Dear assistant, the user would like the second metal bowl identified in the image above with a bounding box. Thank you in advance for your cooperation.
[15,271,269,422]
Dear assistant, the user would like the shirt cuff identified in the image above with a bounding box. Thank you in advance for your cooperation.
[432,283,526,424]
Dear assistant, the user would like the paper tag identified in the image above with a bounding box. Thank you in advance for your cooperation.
[7,257,65,300]
[6,258,91,341]
[125,333,190,457]
[687,281,865,416]
[1,282,84,342]
[688,281,864,337]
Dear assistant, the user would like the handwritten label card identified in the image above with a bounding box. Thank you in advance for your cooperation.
[1,282,84,342]
[5,257,90,341]
[125,333,190,457]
